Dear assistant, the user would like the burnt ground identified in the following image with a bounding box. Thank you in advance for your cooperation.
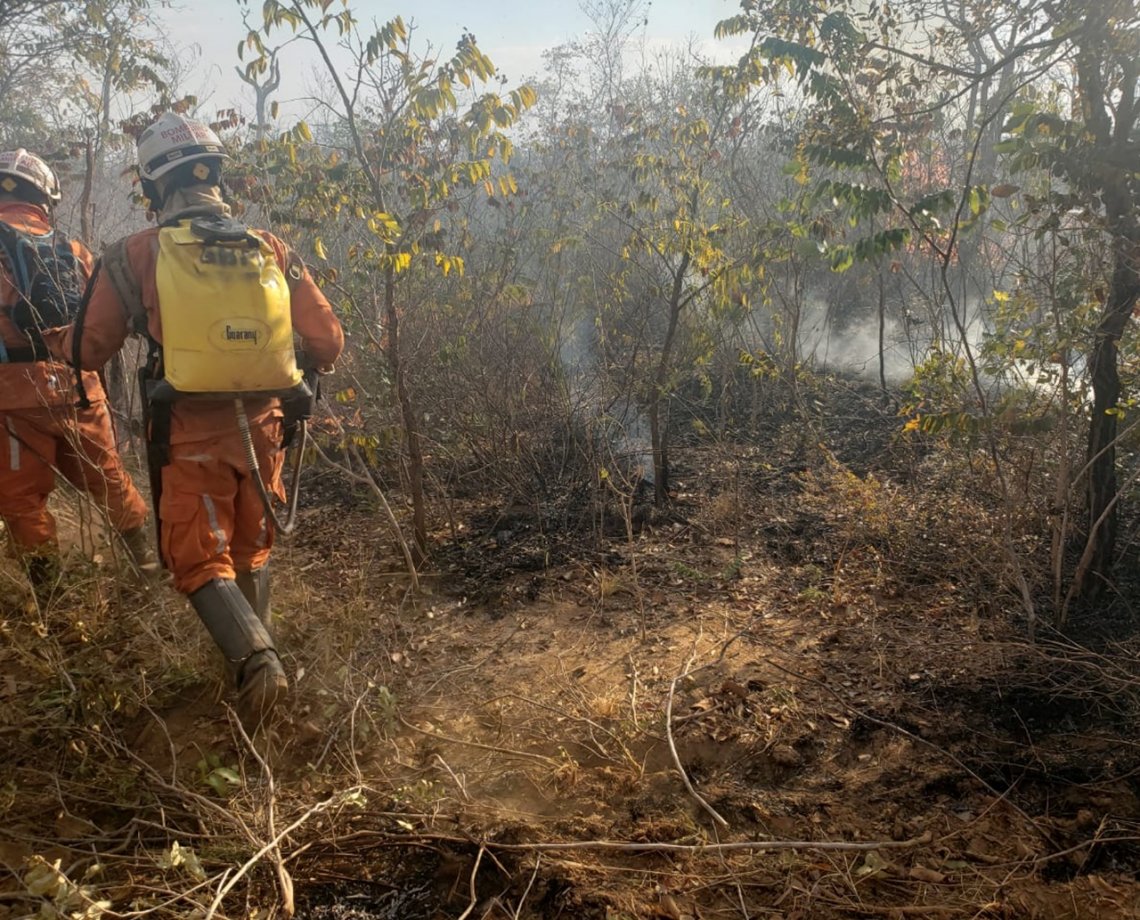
[4,379,1140,919]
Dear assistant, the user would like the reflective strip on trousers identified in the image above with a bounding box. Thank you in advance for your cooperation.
[6,419,19,472]
[201,494,227,554]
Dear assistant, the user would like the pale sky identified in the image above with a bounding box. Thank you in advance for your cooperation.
[158,0,745,118]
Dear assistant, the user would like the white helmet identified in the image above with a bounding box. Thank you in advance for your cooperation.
[137,113,228,181]
[0,148,61,203]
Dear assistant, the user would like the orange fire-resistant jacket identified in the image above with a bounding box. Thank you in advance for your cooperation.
[49,220,344,593]
[0,201,148,554]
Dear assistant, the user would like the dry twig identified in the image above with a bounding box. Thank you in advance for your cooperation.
[667,652,729,828]
[231,710,294,917]
[454,845,486,920]
[202,787,363,920]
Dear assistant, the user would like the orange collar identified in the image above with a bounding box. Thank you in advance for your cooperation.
[0,201,52,234]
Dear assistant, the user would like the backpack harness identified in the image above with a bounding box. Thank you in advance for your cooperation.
[0,221,90,363]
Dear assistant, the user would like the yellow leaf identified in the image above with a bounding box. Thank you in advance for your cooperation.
[314,238,328,261]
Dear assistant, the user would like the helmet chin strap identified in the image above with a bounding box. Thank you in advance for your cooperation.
[141,177,163,214]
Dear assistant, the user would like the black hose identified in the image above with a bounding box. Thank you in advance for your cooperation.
[235,398,306,536]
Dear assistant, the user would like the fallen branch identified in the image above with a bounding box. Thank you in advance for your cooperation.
[666,656,729,828]
[325,828,934,856]
[455,845,486,920]
[510,855,541,920]
[486,832,933,855]
[231,710,294,917]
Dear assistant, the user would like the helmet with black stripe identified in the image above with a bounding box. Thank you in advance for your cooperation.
[0,149,61,203]
[137,113,228,181]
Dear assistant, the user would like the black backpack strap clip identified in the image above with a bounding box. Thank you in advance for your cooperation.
[188,215,260,248]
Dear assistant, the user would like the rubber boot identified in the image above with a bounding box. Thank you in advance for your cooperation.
[222,566,271,701]
[25,553,61,608]
[119,525,161,576]
[188,578,288,731]
[235,565,272,628]
[25,554,59,588]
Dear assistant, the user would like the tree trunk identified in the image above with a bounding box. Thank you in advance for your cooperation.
[107,353,128,435]
[877,266,887,396]
[649,251,691,506]
[385,259,427,562]
[1080,245,1140,595]
[1085,331,1121,591]
[648,399,664,502]
[79,134,95,243]
[236,53,280,141]
[1069,7,1140,597]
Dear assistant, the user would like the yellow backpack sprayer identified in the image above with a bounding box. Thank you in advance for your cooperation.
[78,215,316,557]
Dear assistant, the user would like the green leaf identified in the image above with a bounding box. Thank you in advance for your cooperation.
[758,36,826,77]
[909,189,956,215]
[714,14,753,39]
[205,766,241,796]
[830,246,854,272]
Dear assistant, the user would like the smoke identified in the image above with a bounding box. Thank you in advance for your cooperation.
[796,297,992,384]
[799,301,916,382]
[611,397,655,484]
[554,292,1053,488]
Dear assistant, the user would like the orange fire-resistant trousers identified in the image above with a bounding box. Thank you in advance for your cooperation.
[159,410,286,595]
[0,403,148,555]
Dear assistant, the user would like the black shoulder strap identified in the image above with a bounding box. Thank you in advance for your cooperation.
[102,237,148,335]
[70,261,103,409]
[0,222,27,291]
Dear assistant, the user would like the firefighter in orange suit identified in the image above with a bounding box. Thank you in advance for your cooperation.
[0,148,153,591]
[48,114,344,727]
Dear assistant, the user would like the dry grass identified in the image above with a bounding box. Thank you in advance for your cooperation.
[2,407,1140,920]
